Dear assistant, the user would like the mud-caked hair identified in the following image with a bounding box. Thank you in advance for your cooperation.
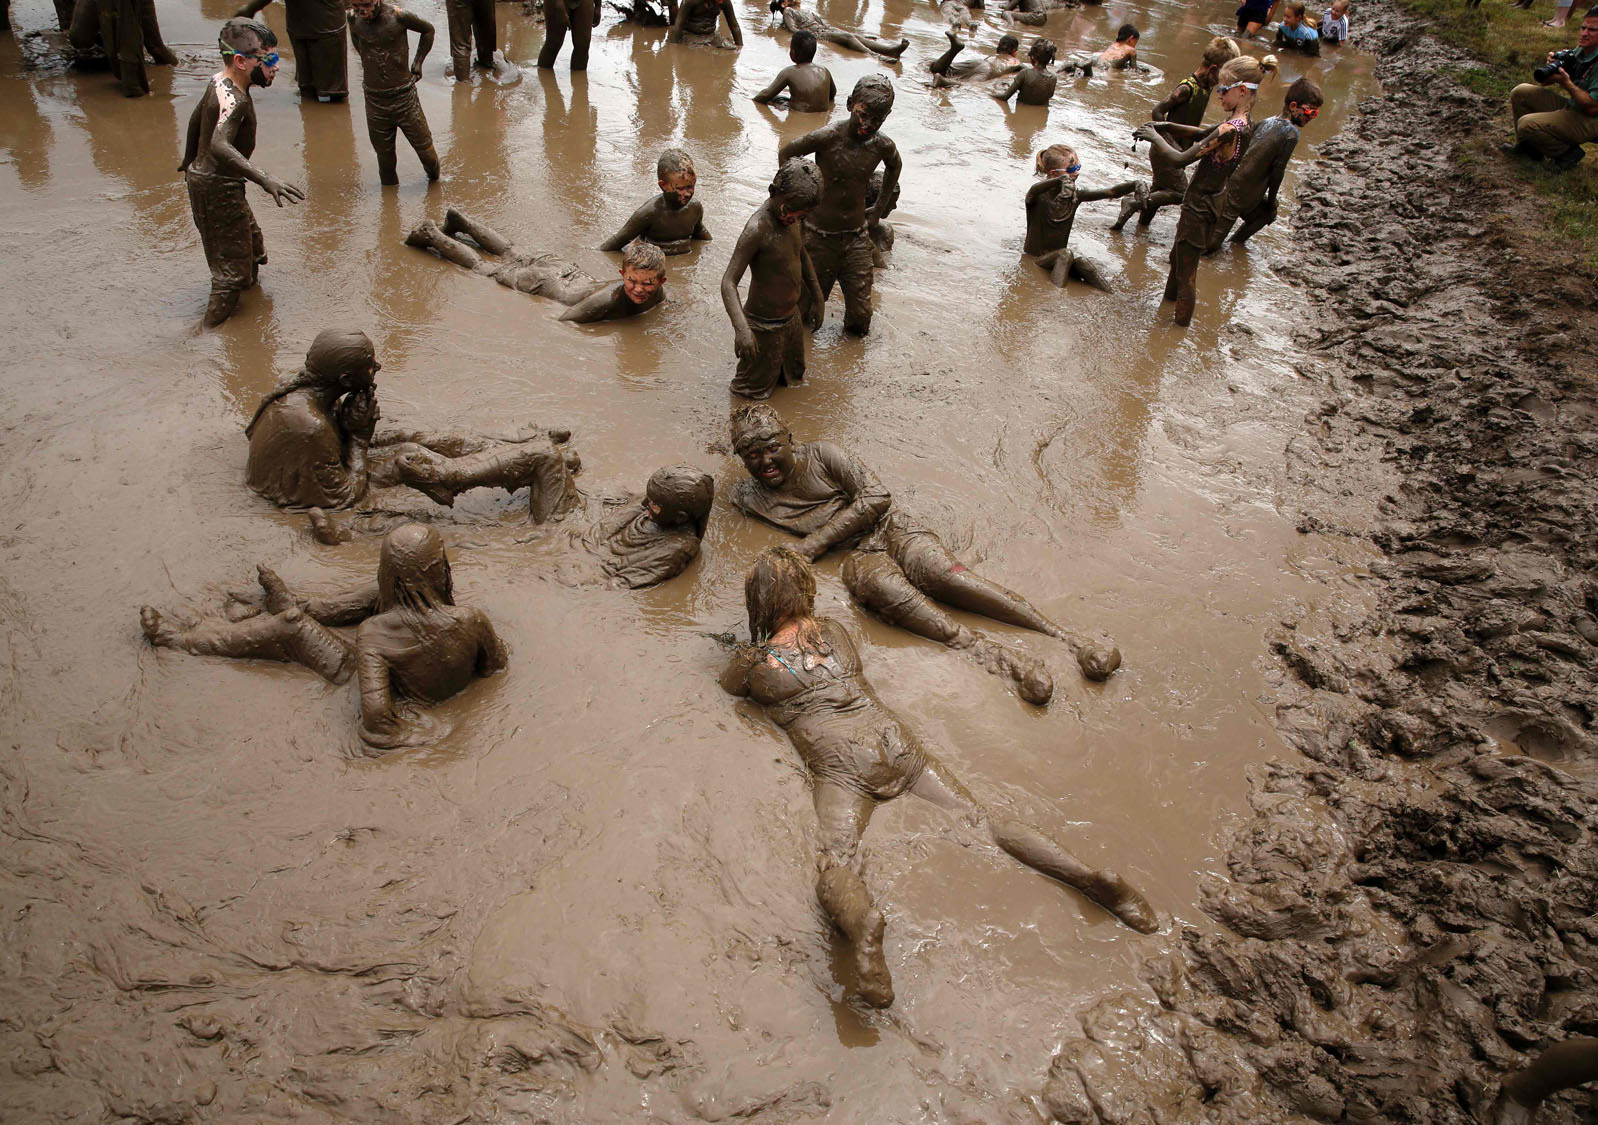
[744,546,826,651]
[656,147,695,180]
[621,239,667,276]
[219,16,275,57]
[1028,37,1057,66]
[730,402,791,452]
[997,33,1020,54]
[244,328,375,438]
[646,465,714,538]
[1034,143,1077,174]
[846,73,895,114]
[377,524,455,625]
[791,29,818,61]
[768,158,823,209]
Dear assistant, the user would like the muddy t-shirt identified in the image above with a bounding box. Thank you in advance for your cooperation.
[577,504,701,588]
[732,441,892,545]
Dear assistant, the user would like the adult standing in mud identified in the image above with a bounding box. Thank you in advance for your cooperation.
[233,0,349,101]
[245,328,577,520]
[180,17,305,328]
[719,547,1158,1008]
[348,0,441,185]
[777,74,901,337]
[730,404,1122,702]
[1503,6,1598,171]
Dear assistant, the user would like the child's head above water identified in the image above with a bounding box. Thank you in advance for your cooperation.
[619,240,667,302]
[1034,143,1080,178]
[1282,75,1324,122]
[997,33,1020,56]
[656,147,697,206]
[1028,37,1057,66]
[1214,54,1265,111]
[790,28,817,62]
[1115,22,1139,43]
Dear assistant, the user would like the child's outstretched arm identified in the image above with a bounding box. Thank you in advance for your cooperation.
[1134,121,1231,167]
[1076,178,1143,203]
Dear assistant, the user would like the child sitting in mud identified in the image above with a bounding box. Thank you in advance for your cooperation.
[598,148,711,255]
[752,29,836,112]
[1059,23,1145,77]
[407,209,667,323]
[991,37,1058,105]
[1273,0,1320,55]
[1320,0,1349,45]
[1024,144,1145,289]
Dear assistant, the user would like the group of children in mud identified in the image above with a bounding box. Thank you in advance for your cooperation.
[131,0,1346,1008]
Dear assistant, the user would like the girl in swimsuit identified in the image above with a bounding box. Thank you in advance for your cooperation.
[719,547,1158,1009]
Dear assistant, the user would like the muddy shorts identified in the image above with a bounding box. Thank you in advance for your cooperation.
[492,253,603,305]
[804,223,874,329]
[1174,188,1225,252]
[291,31,348,96]
[731,312,805,399]
[364,83,434,156]
[186,170,262,296]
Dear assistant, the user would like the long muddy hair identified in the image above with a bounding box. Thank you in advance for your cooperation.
[744,546,827,652]
[245,328,375,438]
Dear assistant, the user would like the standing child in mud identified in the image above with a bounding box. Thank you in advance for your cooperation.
[669,0,742,49]
[752,30,837,111]
[721,160,824,399]
[180,18,306,328]
[1134,54,1263,326]
[1024,144,1144,289]
[70,0,179,97]
[991,37,1058,104]
[1207,76,1323,252]
[777,75,902,336]
[443,0,496,80]
[719,548,1157,1007]
[348,0,440,185]
[232,0,349,100]
[537,0,597,70]
[598,148,711,256]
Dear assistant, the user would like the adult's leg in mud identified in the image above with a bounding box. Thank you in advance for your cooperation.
[841,550,1055,704]
[140,605,355,683]
[812,782,893,1007]
[406,218,488,270]
[1495,1039,1598,1123]
[471,0,497,66]
[446,0,474,79]
[908,756,1158,933]
[1168,240,1201,325]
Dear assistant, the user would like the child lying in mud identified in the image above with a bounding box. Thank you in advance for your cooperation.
[406,209,667,323]
[141,524,506,751]
[1024,143,1145,289]
[598,147,711,256]
[769,0,908,60]
[1058,23,1146,76]
[719,547,1158,1008]
[926,29,1023,87]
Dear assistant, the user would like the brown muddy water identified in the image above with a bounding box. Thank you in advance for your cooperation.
[0,0,1378,1118]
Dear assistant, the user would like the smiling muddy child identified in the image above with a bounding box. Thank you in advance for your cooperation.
[1024,144,1145,290]
[599,148,712,255]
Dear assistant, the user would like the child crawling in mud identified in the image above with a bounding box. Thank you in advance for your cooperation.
[1024,144,1145,289]
[719,547,1158,1008]
[407,209,667,323]
[598,148,711,255]
[1059,23,1146,77]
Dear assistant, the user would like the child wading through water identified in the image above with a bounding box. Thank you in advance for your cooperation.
[599,148,711,255]
[1024,145,1145,289]
[1133,53,1263,326]
[1274,0,1320,55]
[752,29,837,111]
[1116,36,1238,232]
[1207,76,1323,253]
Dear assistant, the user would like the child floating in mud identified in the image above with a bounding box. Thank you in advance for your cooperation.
[599,148,711,256]
[769,0,908,62]
[348,0,440,185]
[730,404,1122,702]
[1273,0,1320,55]
[1058,23,1144,77]
[669,0,741,49]
[245,328,578,520]
[527,465,716,587]
[752,30,836,111]
[1207,76,1322,253]
[1115,37,1238,232]
[1320,0,1349,45]
[141,524,507,751]
[721,160,825,399]
[407,209,667,323]
[1134,53,1263,326]
[926,29,1023,87]
[991,37,1058,105]
[1024,144,1144,289]
[719,547,1158,1007]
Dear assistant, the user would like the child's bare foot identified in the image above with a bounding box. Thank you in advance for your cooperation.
[1096,875,1158,933]
[1110,194,1140,231]
[308,508,349,545]
[854,908,894,1007]
[256,565,297,615]
[140,606,178,647]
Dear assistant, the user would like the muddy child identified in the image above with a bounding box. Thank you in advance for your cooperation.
[1208,76,1323,252]
[599,148,711,256]
[770,0,908,62]
[991,38,1058,105]
[721,159,824,399]
[408,210,668,322]
[1134,53,1263,326]
[348,0,440,185]
[752,29,837,111]
[180,17,305,328]
[233,0,349,100]
[1236,0,1277,36]
[926,29,1022,88]
[1320,0,1349,45]
[443,0,495,80]
[1059,23,1142,77]
[669,0,742,49]
[1273,1,1320,56]
[537,0,597,70]
[998,0,1079,29]
[1024,144,1144,290]
[777,74,902,336]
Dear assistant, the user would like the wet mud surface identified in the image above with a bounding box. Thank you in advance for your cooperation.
[5,0,1594,1119]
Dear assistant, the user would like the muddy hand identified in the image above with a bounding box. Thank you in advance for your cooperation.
[263,176,306,207]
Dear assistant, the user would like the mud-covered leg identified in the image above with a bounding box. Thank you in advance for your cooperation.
[1138,187,1184,229]
[910,758,1158,933]
[1230,203,1273,245]
[1068,254,1113,292]
[140,606,355,683]
[929,28,964,75]
[1035,249,1072,288]
[386,442,574,521]
[1204,218,1236,257]
[1494,1039,1598,1124]
[397,94,440,181]
[537,0,568,68]
[442,207,514,254]
[812,783,893,1007]
[857,32,908,57]
[839,232,876,335]
[407,218,487,270]
[568,0,593,68]
[367,103,400,186]
[1169,240,1200,325]
[138,0,176,64]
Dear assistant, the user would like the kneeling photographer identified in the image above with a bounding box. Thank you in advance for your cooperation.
[1504,6,1598,170]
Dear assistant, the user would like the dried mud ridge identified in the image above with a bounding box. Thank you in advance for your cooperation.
[1042,9,1598,1125]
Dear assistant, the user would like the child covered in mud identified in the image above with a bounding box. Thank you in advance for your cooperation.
[719,547,1157,1007]
[1059,23,1145,77]
[927,29,1022,87]
[1133,53,1263,326]
[525,465,716,587]
[998,0,1079,29]
[141,524,507,751]
[407,209,667,323]
[1024,144,1145,289]
[668,0,741,49]
[991,37,1058,105]
[752,30,836,112]
[1320,0,1349,45]
[1207,76,1323,252]
[598,148,711,256]
[348,0,440,186]
[768,0,908,62]
[721,160,825,399]
[1273,0,1320,55]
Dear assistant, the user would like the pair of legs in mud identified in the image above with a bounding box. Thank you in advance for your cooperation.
[366,87,439,185]
[446,0,496,79]
[1163,239,1203,325]
[186,171,266,328]
[365,425,578,520]
[406,209,604,304]
[842,527,1120,704]
[1033,248,1113,290]
[538,0,597,70]
[815,760,1158,1007]
[804,225,875,335]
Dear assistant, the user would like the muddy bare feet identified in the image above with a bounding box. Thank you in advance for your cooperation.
[256,565,296,615]
[853,907,894,1007]
[1092,874,1158,933]
[140,606,177,647]
[1111,193,1140,231]
[966,636,1054,705]
[1075,642,1121,681]
[308,508,349,545]
[405,218,445,249]
[880,38,909,59]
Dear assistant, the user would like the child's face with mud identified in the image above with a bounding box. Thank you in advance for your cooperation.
[738,431,798,488]
[659,169,697,209]
[621,266,665,304]
[847,99,890,140]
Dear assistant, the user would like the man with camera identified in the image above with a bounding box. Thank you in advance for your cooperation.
[1504,6,1598,170]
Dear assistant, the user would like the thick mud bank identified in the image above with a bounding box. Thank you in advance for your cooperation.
[1042,8,1598,1124]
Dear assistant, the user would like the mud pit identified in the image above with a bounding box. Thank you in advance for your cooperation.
[15,0,1582,1119]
